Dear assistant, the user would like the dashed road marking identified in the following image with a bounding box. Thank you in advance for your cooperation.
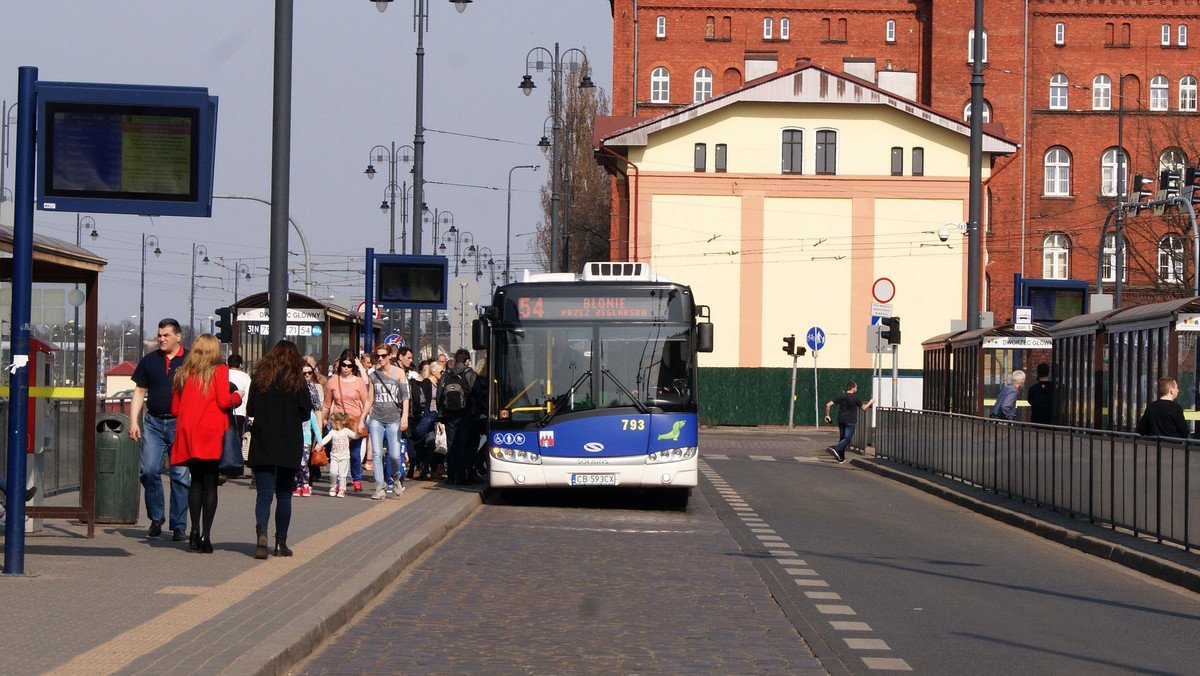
[846,638,891,650]
[861,657,913,671]
[749,455,777,462]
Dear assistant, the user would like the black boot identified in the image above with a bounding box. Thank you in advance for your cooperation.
[254,526,268,560]
[274,536,292,557]
[199,536,214,554]
[188,530,201,552]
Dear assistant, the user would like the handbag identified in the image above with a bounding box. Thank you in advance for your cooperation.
[434,422,449,455]
[309,445,329,468]
[414,409,438,439]
[336,377,369,436]
[219,428,244,477]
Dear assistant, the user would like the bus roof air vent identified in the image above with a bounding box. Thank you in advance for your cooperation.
[581,261,653,281]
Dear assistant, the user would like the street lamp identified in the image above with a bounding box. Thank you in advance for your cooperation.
[233,261,251,304]
[364,142,415,254]
[506,164,539,283]
[139,234,161,350]
[423,208,454,250]
[189,244,210,342]
[71,215,98,387]
[519,42,594,273]
[439,225,474,276]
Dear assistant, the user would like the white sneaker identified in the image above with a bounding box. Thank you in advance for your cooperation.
[371,487,387,500]
[397,484,405,494]
[329,487,338,497]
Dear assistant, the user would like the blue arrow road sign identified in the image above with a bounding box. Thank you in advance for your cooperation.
[807,327,826,352]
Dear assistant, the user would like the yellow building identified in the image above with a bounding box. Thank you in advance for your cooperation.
[596,62,1017,371]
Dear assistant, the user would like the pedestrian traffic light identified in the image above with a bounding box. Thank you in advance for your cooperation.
[880,317,901,345]
[215,306,233,343]
[783,335,795,356]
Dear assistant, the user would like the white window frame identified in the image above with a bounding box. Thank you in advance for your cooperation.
[1055,22,1065,45]
[656,15,666,38]
[763,17,773,40]
[1044,148,1070,196]
[1043,234,1070,280]
[1180,24,1189,46]
[1163,24,1172,46]
[1049,74,1068,109]
[1181,76,1198,111]
[650,67,670,103]
[780,18,789,40]
[1100,148,1127,197]
[1160,148,1187,176]
[693,68,713,103]
[968,29,988,63]
[886,20,896,43]
[1159,234,1186,283]
[1102,235,1126,283]
[963,101,991,124]
[1151,75,1169,111]
[1092,74,1112,110]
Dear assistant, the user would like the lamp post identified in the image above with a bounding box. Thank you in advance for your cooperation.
[233,261,251,304]
[364,142,415,253]
[372,0,474,356]
[506,164,539,283]
[0,101,17,203]
[189,244,210,342]
[519,42,594,272]
[71,215,98,386]
[139,234,161,351]
[473,246,495,293]
[439,225,474,276]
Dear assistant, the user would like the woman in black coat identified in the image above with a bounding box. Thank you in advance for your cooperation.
[246,340,312,559]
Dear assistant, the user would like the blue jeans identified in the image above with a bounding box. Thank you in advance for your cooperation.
[349,436,364,483]
[139,415,190,531]
[253,464,295,538]
[834,422,856,453]
[366,417,404,487]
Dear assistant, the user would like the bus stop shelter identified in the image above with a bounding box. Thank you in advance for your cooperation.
[1049,307,1123,429]
[231,292,371,374]
[946,324,1052,418]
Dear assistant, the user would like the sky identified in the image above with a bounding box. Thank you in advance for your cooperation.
[0,0,614,334]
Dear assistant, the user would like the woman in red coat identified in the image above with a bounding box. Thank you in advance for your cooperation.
[171,334,243,553]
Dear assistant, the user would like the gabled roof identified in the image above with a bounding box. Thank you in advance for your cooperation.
[599,61,1019,155]
[105,360,136,376]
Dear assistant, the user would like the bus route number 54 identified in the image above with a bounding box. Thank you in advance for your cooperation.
[518,297,543,319]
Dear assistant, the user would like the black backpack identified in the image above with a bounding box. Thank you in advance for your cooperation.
[441,369,472,414]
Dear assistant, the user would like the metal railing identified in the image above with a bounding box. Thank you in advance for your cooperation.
[874,407,1199,553]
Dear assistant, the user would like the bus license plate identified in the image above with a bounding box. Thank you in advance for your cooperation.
[571,473,617,486]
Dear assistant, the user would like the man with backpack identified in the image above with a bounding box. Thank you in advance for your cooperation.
[437,348,478,485]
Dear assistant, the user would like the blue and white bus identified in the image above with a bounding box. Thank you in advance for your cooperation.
[473,262,713,510]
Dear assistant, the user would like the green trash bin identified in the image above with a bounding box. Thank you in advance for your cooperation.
[95,413,139,524]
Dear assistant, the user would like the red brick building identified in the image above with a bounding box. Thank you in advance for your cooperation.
[604,1,1200,321]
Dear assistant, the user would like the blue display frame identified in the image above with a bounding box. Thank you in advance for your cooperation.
[35,81,218,218]
[374,253,449,310]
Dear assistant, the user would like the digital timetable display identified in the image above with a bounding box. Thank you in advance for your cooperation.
[510,295,683,321]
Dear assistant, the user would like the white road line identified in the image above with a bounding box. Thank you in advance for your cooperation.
[845,638,890,650]
[804,591,843,600]
[757,535,784,541]
[861,657,912,671]
[705,454,729,460]
[830,621,872,631]
[794,456,823,463]
[791,579,830,587]
[749,455,776,462]
[791,569,821,577]
[777,559,807,566]
[815,605,857,615]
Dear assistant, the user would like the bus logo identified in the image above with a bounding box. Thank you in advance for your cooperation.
[539,431,555,448]
[583,442,604,453]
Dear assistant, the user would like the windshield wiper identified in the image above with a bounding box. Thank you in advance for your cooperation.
[602,368,651,414]
[538,370,592,427]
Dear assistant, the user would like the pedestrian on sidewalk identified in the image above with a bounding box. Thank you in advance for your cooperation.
[170,334,243,553]
[1136,377,1191,439]
[294,407,322,498]
[320,412,358,497]
[323,349,371,493]
[366,343,409,499]
[1026,363,1054,425]
[991,370,1026,421]
[246,340,313,559]
[438,349,478,485]
[129,318,190,541]
[823,381,874,463]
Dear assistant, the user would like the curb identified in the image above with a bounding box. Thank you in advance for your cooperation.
[850,456,1200,595]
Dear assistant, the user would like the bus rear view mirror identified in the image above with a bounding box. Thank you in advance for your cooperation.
[697,322,714,353]
[472,319,489,351]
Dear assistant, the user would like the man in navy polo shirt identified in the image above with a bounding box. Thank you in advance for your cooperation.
[129,318,189,540]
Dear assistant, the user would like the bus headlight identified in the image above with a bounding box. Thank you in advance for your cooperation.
[646,446,697,464]
[490,446,542,465]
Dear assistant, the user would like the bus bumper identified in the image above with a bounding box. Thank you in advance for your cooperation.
[489,456,698,489]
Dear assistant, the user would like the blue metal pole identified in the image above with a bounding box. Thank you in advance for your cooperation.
[365,248,375,352]
[5,66,37,575]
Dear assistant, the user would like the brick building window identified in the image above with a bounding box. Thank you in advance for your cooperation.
[1151,76,1169,111]
[781,129,803,174]
[1180,25,1188,46]
[1092,75,1112,110]
[693,68,713,102]
[963,100,991,123]
[694,143,706,172]
[780,18,789,40]
[1159,234,1185,283]
[816,130,838,175]
[1055,22,1064,46]
[651,67,670,103]
[1159,147,1187,176]
[822,18,831,39]
[1049,74,1068,109]
[1180,76,1198,111]
[715,144,727,173]
[1044,148,1071,196]
[891,147,903,175]
[886,20,896,43]
[656,16,666,38]
[1100,147,1128,197]
[837,18,847,41]
[763,18,772,40]
[968,29,987,63]
[1162,24,1171,46]
[1043,234,1070,279]
[1102,235,1126,283]
[912,147,924,176]
[705,16,714,39]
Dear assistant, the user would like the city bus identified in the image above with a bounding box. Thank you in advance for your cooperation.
[473,262,713,510]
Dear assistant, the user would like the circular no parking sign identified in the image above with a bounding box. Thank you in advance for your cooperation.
[872,278,896,304]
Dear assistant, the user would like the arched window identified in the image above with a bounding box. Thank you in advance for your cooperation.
[763,17,773,39]
[815,129,838,175]
[1049,74,1068,109]
[968,29,988,63]
[1043,234,1070,279]
[781,129,803,174]
[1159,234,1186,283]
[693,68,713,102]
[963,100,991,124]
[1102,234,1126,283]
[1160,147,1187,175]
[780,18,789,40]
[1180,76,1197,111]
[1151,75,1169,111]
[1044,148,1070,196]
[1100,147,1128,196]
[1092,75,1112,110]
[650,67,670,103]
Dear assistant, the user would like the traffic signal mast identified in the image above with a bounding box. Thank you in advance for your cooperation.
[1105,168,1200,303]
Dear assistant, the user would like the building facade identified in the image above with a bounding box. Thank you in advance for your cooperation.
[605,1,1200,324]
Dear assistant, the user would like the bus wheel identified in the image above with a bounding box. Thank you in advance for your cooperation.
[667,487,690,512]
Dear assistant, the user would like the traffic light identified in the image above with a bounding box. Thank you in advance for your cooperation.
[1186,167,1200,206]
[783,335,795,356]
[1160,169,1181,198]
[215,306,233,343]
[1132,173,1154,202]
[880,316,902,345]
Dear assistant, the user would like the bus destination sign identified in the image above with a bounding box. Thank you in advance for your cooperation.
[514,295,677,321]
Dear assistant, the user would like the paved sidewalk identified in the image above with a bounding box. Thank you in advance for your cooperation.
[0,475,485,676]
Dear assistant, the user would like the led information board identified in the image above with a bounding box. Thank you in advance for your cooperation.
[509,294,683,321]
[36,81,218,217]
[374,254,448,309]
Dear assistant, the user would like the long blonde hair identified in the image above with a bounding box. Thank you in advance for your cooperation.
[174,334,223,394]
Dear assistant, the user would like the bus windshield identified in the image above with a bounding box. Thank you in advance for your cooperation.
[494,324,696,423]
